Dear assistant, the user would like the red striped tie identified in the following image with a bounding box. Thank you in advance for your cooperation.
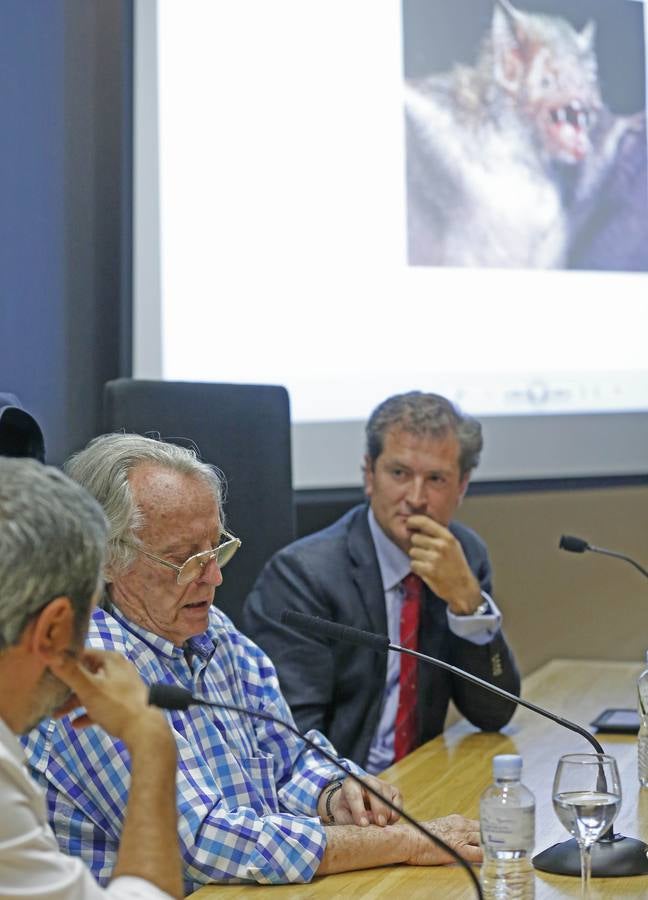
[394,572,422,761]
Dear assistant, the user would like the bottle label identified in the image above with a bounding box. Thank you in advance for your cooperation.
[481,808,535,852]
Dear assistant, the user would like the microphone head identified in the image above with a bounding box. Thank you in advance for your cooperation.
[149,683,194,710]
[559,534,590,554]
[281,609,390,652]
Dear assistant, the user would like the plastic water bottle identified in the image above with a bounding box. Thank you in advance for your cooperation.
[637,651,648,787]
[480,754,535,899]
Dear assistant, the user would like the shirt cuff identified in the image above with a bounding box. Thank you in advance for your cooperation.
[446,592,502,645]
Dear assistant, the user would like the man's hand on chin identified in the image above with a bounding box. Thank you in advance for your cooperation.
[406,514,482,615]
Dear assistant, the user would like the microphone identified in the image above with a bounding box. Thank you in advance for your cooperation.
[148,682,483,899]
[281,609,648,878]
[149,683,194,710]
[558,534,589,553]
[559,534,648,580]
[281,611,601,752]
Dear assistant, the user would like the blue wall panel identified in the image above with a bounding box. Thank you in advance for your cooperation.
[0,1,66,461]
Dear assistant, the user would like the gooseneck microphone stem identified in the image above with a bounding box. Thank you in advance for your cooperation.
[281,608,605,754]
[393,642,605,756]
[396,643,608,799]
[559,534,648,580]
[148,684,483,899]
[588,546,648,580]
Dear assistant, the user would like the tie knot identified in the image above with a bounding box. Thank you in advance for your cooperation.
[401,572,423,599]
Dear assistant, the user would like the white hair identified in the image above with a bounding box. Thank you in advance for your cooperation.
[64,432,224,578]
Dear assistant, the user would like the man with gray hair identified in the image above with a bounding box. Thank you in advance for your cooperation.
[24,432,483,894]
[245,391,520,771]
[0,458,182,899]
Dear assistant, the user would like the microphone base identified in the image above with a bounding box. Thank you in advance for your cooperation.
[533,833,648,877]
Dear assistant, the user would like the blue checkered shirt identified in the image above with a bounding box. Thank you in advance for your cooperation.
[22,605,363,893]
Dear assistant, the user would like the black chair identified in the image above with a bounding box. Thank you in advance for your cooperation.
[103,379,295,627]
[0,393,45,461]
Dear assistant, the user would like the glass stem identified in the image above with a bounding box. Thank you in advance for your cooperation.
[580,843,592,899]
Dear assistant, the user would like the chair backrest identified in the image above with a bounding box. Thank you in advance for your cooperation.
[103,379,294,626]
[0,392,46,461]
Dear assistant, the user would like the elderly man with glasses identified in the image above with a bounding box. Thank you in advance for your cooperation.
[23,433,481,894]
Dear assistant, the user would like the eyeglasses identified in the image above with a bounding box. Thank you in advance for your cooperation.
[122,530,241,585]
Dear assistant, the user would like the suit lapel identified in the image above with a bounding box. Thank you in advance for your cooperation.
[347,505,388,636]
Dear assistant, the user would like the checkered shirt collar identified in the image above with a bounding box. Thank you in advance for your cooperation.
[107,602,217,661]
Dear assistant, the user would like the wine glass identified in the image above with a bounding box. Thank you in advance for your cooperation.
[552,753,622,897]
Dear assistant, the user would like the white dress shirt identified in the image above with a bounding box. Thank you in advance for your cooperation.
[365,509,502,773]
[0,716,172,900]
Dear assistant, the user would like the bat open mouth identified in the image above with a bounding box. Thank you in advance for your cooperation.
[549,101,592,131]
[546,100,594,161]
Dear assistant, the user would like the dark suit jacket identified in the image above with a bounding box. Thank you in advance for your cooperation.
[243,504,520,768]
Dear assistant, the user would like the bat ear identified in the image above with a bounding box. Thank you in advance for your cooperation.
[492,0,526,92]
[579,20,596,51]
[495,0,519,21]
[493,0,529,45]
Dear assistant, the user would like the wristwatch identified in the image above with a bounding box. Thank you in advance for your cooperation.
[322,779,344,825]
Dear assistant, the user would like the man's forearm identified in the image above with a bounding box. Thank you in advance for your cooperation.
[316,824,411,875]
[317,815,482,873]
[112,714,183,898]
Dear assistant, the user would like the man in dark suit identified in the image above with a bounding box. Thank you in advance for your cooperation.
[244,391,520,772]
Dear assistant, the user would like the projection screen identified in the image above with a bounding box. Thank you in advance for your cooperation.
[133,0,648,488]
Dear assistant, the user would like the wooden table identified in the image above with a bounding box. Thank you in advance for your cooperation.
[190,659,648,898]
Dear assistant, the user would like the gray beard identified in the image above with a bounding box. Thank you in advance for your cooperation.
[21,670,73,734]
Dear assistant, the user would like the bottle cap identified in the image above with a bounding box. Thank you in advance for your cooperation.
[492,754,522,780]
